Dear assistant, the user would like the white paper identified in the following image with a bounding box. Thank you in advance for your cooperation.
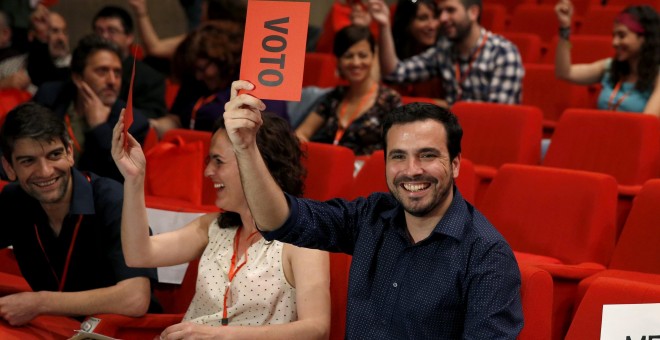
[601,303,660,340]
[147,208,205,284]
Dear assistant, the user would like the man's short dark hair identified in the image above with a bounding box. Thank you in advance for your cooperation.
[93,5,133,35]
[71,34,122,75]
[461,0,482,21]
[382,103,462,160]
[1,103,71,163]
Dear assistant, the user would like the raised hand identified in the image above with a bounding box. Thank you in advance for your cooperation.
[128,0,148,17]
[111,109,147,180]
[555,0,574,28]
[223,80,266,152]
[367,0,391,27]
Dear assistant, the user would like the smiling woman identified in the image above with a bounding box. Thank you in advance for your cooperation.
[554,1,660,116]
[295,24,402,156]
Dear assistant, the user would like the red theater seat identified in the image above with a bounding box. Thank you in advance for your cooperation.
[302,142,355,201]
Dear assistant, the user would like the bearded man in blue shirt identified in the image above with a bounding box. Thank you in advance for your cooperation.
[221,80,524,339]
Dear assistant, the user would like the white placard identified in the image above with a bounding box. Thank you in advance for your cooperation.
[147,208,205,284]
[601,303,660,340]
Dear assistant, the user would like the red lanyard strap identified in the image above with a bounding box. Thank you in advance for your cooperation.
[222,227,260,325]
[64,115,82,153]
[454,32,489,101]
[607,80,631,111]
[34,214,84,292]
[190,94,217,130]
[333,83,378,145]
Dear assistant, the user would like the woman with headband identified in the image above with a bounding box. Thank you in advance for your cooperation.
[554,1,660,115]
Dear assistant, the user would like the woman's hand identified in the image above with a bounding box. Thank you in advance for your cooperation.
[159,322,228,339]
[223,80,266,152]
[111,109,147,180]
[367,0,391,28]
[555,0,574,28]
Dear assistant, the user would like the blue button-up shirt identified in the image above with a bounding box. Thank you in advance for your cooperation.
[265,189,523,339]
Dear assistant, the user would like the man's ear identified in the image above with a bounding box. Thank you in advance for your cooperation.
[467,4,480,23]
[1,157,17,181]
[451,153,461,179]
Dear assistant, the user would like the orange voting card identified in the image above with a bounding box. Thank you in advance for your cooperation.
[239,1,310,101]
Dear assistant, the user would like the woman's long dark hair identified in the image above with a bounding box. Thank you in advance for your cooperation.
[392,0,439,59]
[610,5,660,92]
[213,113,306,228]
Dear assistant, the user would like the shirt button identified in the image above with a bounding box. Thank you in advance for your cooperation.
[393,282,398,288]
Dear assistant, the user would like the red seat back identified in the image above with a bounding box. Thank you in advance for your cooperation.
[502,32,542,64]
[303,53,340,88]
[578,6,624,35]
[480,164,618,265]
[543,35,613,64]
[302,142,355,200]
[565,277,660,340]
[543,109,660,186]
[452,102,543,168]
[507,5,559,44]
[609,179,660,273]
[518,264,553,340]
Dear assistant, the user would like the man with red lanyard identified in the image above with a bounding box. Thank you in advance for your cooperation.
[369,0,524,107]
[32,34,150,183]
[0,103,159,337]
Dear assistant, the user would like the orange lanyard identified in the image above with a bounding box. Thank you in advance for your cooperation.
[221,227,260,326]
[64,115,82,153]
[454,32,489,101]
[33,173,90,292]
[607,80,632,111]
[190,94,217,130]
[333,83,378,145]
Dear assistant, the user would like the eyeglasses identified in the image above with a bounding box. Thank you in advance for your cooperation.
[94,27,126,38]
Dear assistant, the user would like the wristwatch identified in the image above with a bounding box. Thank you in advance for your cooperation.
[559,26,571,40]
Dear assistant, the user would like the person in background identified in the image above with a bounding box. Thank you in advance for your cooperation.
[0,10,31,91]
[0,103,158,336]
[93,5,167,121]
[166,21,288,133]
[112,109,330,339]
[296,25,401,156]
[555,0,660,115]
[388,0,444,100]
[369,0,523,108]
[27,9,72,87]
[128,0,247,59]
[32,34,150,182]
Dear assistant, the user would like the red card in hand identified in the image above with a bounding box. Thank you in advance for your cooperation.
[123,50,136,148]
[239,1,310,101]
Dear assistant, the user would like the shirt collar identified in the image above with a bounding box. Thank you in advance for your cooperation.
[69,168,95,215]
[384,186,470,242]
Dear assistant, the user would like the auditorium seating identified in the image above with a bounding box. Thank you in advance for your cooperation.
[303,53,340,89]
[565,277,660,340]
[0,89,32,126]
[522,64,594,134]
[302,142,355,200]
[507,5,559,47]
[451,102,542,204]
[543,109,660,232]
[480,164,618,340]
[518,264,553,340]
[542,35,613,64]
[575,179,660,304]
[577,6,624,35]
[502,32,542,64]
[481,4,507,33]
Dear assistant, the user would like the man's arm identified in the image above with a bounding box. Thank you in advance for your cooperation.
[486,44,525,104]
[463,240,524,338]
[0,277,151,326]
[223,81,290,231]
